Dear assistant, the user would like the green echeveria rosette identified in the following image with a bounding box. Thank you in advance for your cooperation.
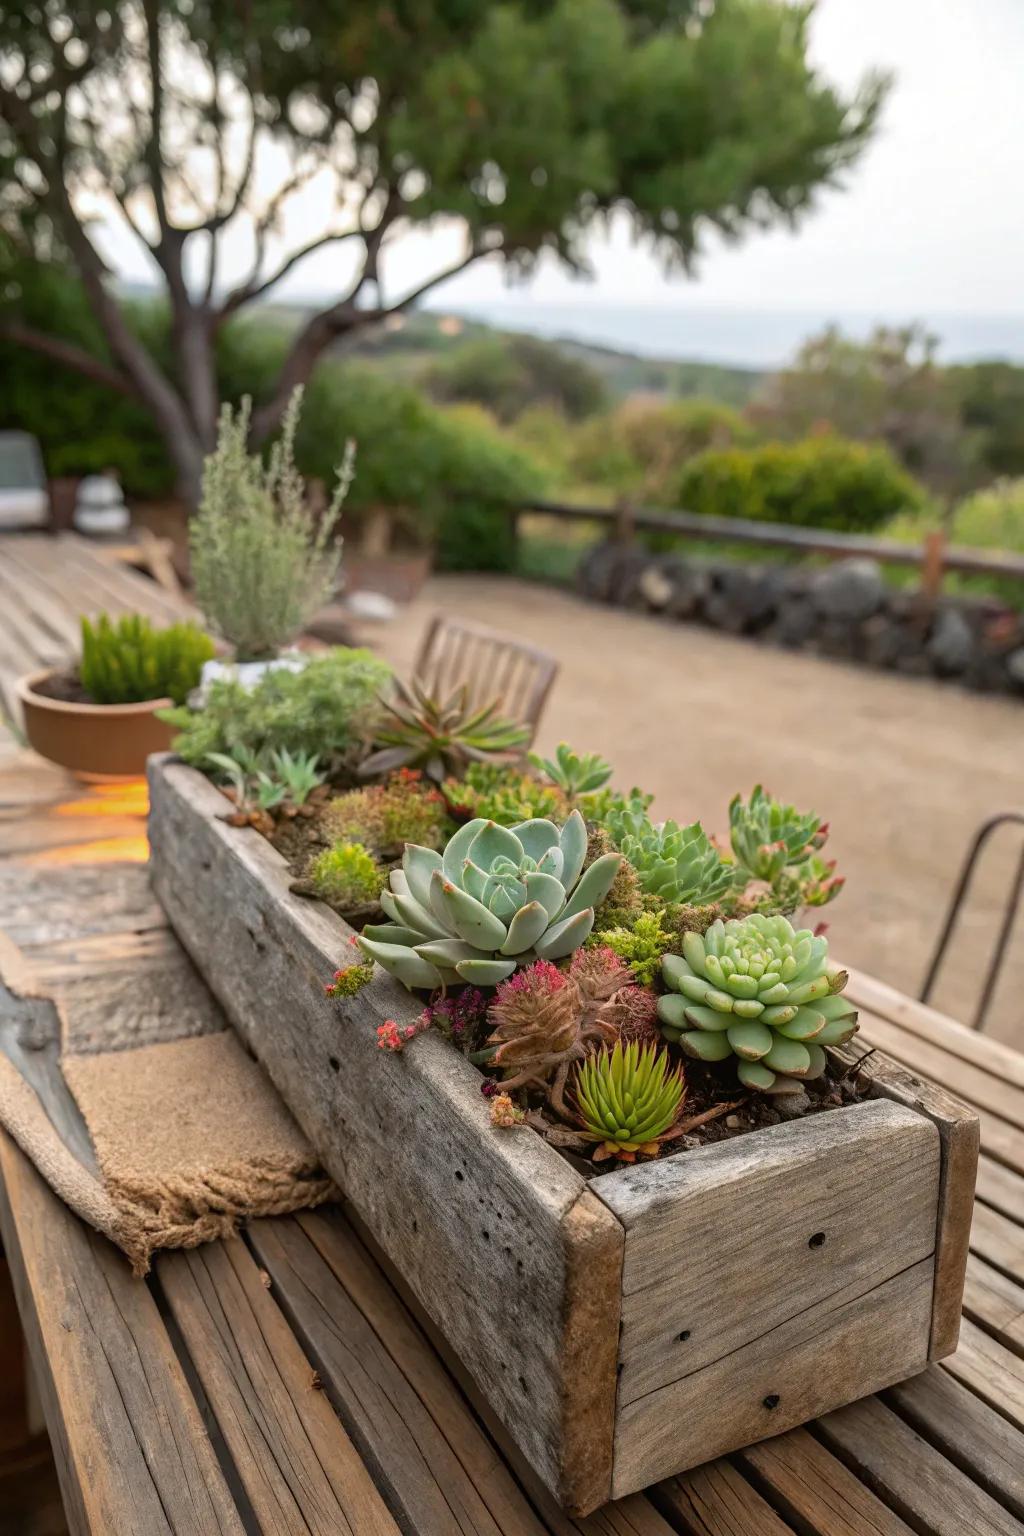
[357,811,622,991]
[656,912,858,1092]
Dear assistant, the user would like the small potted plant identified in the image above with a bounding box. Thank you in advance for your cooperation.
[18,612,214,778]
[190,386,353,689]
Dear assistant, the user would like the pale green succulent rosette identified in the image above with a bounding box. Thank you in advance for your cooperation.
[357,811,622,991]
[657,912,858,1092]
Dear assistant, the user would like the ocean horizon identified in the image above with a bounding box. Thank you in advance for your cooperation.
[426,298,1024,370]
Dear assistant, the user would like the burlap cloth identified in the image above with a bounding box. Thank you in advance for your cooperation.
[0,928,334,1273]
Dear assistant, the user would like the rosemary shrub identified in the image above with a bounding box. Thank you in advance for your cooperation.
[191,386,353,660]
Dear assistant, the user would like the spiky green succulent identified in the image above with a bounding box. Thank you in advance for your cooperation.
[357,812,622,990]
[529,742,613,800]
[729,785,826,885]
[573,1040,685,1162]
[657,913,858,1092]
[605,798,733,906]
[360,679,530,783]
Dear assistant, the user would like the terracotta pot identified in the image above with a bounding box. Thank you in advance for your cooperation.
[16,668,175,781]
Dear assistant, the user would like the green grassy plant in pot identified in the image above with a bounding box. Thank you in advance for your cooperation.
[18,613,214,779]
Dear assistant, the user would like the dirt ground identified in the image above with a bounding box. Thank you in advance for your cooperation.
[358,574,1024,1050]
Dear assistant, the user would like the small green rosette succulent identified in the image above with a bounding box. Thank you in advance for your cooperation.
[357,812,621,991]
[657,913,858,1091]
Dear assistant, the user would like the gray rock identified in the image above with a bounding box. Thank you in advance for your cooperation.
[809,559,886,622]
[770,596,818,649]
[1005,648,1024,691]
[664,560,713,620]
[927,607,976,676]
[773,1088,812,1119]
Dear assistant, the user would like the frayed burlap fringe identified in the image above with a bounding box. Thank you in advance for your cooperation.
[102,1160,335,1276]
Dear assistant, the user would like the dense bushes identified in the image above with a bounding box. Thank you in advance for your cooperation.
[677,437,925,532]
[565,399,753,503]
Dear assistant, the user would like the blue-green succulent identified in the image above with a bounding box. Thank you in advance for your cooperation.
[357,811,622,990]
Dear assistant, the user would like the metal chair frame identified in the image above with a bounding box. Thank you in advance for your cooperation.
[413,613,558,745]
[920,811,1024,1031]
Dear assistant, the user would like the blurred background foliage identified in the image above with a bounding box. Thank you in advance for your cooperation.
[4,252,1024,595]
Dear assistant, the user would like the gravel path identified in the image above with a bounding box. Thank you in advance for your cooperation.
[362,576,1024,1049]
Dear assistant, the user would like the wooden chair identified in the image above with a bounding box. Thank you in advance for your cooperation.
[920,810,1024,1031]
[413,613,558,743]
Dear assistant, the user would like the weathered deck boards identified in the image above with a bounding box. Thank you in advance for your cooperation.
[0,689,1023,1529]
[0,530,195,720]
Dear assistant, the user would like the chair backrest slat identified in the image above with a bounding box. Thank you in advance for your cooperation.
[413,614,558,744]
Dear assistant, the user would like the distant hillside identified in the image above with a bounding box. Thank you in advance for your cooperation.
[258,304,763,408]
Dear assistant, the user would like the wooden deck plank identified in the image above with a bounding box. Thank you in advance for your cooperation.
[650,1461,793,1536]
[888,1368,1024,1522]
[248,1210,549,1536]
[943,1318,1024,1433]
[738,1426,916,1536]
[845,968,1024,1089]
[157,1237,401,1536]
[971,1201,1024,1283]
[976,1156,1024,1223]
[854,1006,1024,1130]
[0,1129,246,1536]
[963,1253,1024,1353]
[817,1395,1024,1536]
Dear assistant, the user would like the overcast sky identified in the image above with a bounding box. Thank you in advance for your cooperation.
[99,0,1024,341]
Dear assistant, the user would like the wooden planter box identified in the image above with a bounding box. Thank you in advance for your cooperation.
[147,755,979,1516]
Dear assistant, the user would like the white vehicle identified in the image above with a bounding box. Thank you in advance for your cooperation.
[0,431,49,530]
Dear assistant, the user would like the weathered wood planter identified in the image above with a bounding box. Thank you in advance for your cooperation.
[148,754,980,1516]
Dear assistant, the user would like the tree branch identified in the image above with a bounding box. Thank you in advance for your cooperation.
[0,321,133,396]
[218,227,362,320]
[249,237,496,444]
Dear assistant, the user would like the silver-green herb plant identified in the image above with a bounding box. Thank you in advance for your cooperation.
[191,386,354,660]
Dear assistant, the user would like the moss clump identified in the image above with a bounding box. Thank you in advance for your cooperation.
[442,763,568,826]
[323,770,450,856]
[309,842,385,910]
[593,910,673,987]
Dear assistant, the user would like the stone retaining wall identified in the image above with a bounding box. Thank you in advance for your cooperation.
[577,540,1024,696]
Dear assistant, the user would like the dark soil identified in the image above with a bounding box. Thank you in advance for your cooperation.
[31,669,96,705]
[529,1051,874,1177]
[269,802,335,874]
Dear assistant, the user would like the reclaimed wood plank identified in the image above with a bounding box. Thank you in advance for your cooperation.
[943,1317,1024,1432]
[963,1253,1024,1353]
[594,1101,939,1494]
[651,1460,793,1536]
[158,1238,400,1536]
[817,1394,1024,1536]
[248,1210,549,1536]
[887,1367,1024,1522]
[738,1425,916,1536]
[845,968,1024,1091]
[0,1128,246,1536]
[856,1047,980,1358]
[148,755,623,1516]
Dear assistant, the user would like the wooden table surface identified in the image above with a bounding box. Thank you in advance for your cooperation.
[0,533,1022,1535]
[1,733,1022,1536]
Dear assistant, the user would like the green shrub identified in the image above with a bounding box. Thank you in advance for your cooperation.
[308,842,386,909]
[425,333,607,422]
[887,479,1024,607]
[79,614,214,705]
[161,648,392,769]
[569,398,754,503]
[294,370,543,572]
[677,436,925,532]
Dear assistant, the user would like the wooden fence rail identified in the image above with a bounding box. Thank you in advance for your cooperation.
[508,496,1024,597]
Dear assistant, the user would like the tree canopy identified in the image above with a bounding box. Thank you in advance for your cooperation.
[0,0,887,500]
